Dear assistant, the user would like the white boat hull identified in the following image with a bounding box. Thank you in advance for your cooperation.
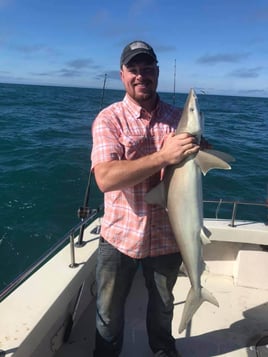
[0,217,268,356]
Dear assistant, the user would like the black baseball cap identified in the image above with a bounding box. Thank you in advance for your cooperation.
[120,40,158,67]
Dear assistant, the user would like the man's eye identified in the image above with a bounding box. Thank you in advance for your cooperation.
[144,68,154,74]
[128,67,154,75]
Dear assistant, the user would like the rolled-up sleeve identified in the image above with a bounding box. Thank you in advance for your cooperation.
[91,108,124,170]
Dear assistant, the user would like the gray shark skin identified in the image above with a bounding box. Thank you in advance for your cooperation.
[145,88,235,333]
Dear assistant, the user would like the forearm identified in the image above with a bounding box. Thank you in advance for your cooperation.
[94,132,199,192]
[94,150,167,192]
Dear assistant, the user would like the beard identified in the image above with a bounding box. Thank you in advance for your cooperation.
[136,90,154,101]
[133,81,157,103]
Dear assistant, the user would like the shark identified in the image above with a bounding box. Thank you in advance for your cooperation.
[145,88,235,333]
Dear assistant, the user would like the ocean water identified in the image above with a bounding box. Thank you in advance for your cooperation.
[0,83,267,291]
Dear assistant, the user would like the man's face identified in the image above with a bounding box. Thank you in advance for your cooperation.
[120,56,159,106]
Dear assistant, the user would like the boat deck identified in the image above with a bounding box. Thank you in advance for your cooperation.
[56,267,268,357]
[1,213,267,357]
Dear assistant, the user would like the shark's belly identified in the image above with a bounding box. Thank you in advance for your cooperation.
[167,159,203,232]
[166,159,203,285]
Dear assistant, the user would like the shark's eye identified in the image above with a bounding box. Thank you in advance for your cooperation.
[190,107,194,112]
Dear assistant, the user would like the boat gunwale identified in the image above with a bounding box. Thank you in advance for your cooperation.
[0,206,103,302]
[0,200,267,302]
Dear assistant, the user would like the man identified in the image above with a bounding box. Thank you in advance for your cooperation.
[91,40,199,357]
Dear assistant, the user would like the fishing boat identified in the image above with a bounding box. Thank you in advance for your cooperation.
[0,199,267,357]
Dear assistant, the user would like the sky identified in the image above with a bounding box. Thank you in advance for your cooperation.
[0,0,268,97]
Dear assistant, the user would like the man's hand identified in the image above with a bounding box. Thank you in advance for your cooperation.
[160,132,200,165]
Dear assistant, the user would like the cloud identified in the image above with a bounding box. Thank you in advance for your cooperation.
[156,44,176,53]
[107,70,120,80]
[12,43,58,56]
[31,69,82,78]
[31,58,102,79]
[0,70,10,74]
[66,59,94,69]
[90,9,110,27]
[94,70,120,81]
[57,69,82,78]
[32,57,99,75]
[65,58,101,73]
[197,52,250,65]
[228,67,263,78]
[129,0,155,17]
[239,89,267,96]
[0,0,13,9]
[248,7,268,22]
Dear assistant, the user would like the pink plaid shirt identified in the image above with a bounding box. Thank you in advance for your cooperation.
[91,94,182,258]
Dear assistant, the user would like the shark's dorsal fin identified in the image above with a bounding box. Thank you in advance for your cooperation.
[144,181,166,208]
[194,150,231,175]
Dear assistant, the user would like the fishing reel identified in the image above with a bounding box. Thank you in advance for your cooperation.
[77,206,92,220]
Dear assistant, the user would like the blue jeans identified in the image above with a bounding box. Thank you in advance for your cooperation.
[93,237,182,356]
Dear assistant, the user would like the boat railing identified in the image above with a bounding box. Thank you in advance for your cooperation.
[1,200,267,302]
[0,205,104,303]
[203,199,268,227]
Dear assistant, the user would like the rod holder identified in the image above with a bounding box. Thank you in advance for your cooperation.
[69,232,78,268]
[229,201,238,227]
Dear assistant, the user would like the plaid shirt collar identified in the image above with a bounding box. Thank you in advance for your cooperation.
[123,93,161,121]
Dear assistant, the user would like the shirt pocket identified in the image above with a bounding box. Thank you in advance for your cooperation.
[119,131,149,159]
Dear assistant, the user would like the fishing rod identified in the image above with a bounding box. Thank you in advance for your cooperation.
[76,171,93,246]
[99,73,107,111]
[77,73,108,246]
[172,59,176,106]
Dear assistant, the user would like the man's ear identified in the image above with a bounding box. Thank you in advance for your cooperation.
[120,69,123,81]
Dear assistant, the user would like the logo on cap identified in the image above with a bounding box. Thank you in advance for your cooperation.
[129,41,151,51]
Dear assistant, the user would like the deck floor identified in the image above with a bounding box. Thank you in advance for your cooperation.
[57,269,268,357]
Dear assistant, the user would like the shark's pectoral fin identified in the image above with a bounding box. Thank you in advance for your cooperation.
[200,226,211,245]
[203,149,235,163]
[144,182,166,208]
[195,150,232,175]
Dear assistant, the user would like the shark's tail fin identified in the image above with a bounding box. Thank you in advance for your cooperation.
[178,286,219,333]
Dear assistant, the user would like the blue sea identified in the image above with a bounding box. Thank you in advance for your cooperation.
[0,83,267,292]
